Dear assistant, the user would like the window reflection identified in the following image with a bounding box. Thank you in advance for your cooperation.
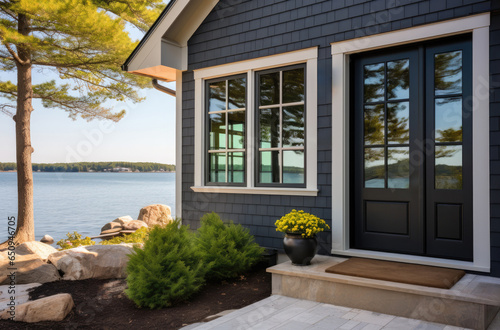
[364,63,385,103]
[228,78,246,109]
[260,72,279,106]
[283,106,305,148]
[387,102,409,144]
[260,108,280,148]
[435,51,462,96]
[260,151,280,184]
[228,152,244,183]
[209,153,226,183]
[387,59,410,100]
[435,97,462,143]
[364,147,385,188]
[283,150,304,184]
[388,147,409,188]
[364,104,385,145]
[228,111,245,149]
[209,81,226,112]
[283,69,305,103]
[209,113,225,150]
[435,145,462,189]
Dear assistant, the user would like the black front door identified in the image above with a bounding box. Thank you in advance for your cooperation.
[351,36,473,261]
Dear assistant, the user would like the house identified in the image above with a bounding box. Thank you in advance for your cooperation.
[122,0,500,278]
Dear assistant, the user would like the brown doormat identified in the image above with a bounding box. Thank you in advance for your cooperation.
[325,258,465,289]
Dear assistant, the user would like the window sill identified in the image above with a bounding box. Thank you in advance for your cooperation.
[190,186,319,196]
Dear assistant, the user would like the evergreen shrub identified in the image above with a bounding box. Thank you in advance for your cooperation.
[125,221,206,309]
[196,212,264,281]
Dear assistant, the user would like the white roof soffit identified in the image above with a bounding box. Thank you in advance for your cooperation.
[124,0,219,82]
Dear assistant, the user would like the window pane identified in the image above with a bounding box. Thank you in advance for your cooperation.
[209,80,226,112]
[259,151,280,184]
[209,113,226,150]
[387,59,410,100]
[283,68,305,103]
[435,97,462,143]
[209,153,226,183]
[365,147,385,188]
[364,104,385,145]
[228,78,246,109]
[364,63,385,103]
[283,105,304,148]
[260,108,280,148]
[387,102,409,144]
[228,152,244,183]
[388,147,409,189]
[435,145,462,189]
[435,50,462,96]
[260,72,279,106]
[228,111,245,149]
[283,150,304,184]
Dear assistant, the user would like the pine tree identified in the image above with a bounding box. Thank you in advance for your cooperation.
[0,0,165,245]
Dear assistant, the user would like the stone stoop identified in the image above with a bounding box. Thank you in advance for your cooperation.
[267,255,500,330]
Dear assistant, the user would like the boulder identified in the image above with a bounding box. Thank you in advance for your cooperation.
[0,283,41,312]
[40,235,54,244]
[0,253,60,285]
[100,222,123,235]
[137,204,173,227]
[122,220,148,231]
[111,215,134,226]
[47,244,135,280]
[0,293,74,322]
[16,241,58,261]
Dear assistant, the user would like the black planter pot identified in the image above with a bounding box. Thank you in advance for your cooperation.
[283,234,318,266]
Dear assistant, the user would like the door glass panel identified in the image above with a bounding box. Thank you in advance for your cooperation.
[364,104,385,145]
[209,113,226,150]
[260,72,279,106]
[209,80,226,112]
[435,51,462,96]
[283,68,305,103]
[387,102,410,144]
[283,150,304,184]
[260,108,280,148]
[435,97,462,142]
[388,147,410,189]
[260,151,280,184]
[364,147,385,188]
[228,111,245,149]
[283,105,304,148]
[209,153,226,183]
[227,152,244,183]
[364,63,385,103]
[387,59,410,100]
[435,145,462,189]
[228,78,246,109]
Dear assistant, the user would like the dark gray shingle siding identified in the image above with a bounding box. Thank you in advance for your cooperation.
[181,0,496,272]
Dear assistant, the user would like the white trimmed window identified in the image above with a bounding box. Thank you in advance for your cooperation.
[192,47,318,196]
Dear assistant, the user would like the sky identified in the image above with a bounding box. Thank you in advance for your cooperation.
[0,3,177,165]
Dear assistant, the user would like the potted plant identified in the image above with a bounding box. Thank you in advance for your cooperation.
[275,209,330,266]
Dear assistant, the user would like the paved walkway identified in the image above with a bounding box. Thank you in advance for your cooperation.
[183,295,500,330]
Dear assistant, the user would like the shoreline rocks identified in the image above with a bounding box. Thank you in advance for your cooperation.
[0,293,74,322]
[40,235,54,244]
[138,204,173,227]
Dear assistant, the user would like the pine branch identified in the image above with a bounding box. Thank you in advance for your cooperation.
[0,103,14,117]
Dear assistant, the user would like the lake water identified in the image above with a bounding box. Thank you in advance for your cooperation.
[0,172,175,245]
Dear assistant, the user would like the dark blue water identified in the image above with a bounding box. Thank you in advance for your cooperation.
[0,172,175,244]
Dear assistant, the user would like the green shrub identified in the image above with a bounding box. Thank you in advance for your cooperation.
[100,227,149,245]
[57,232,95,250]
[196,212,264,281]
[125,221,206,309]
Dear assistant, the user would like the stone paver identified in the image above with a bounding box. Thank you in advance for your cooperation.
[183,295,500,330]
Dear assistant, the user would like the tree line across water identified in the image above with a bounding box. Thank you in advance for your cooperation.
[0,162,175,173]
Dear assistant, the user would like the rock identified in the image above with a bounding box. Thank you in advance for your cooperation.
[137,204,173,227]
[0,283,41,312]
[0,253,60,285]
[40,235,54,244]
[100,222,123,234]
[0,293,74,322]
[16,241,58,261]
[111,215,134,226]
[122,220,148,231]
[47,244,135,280]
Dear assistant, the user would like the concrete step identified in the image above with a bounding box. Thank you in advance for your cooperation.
[267,255,500,330]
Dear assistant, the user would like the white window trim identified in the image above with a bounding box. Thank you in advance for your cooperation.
[330,13,491,272]
[192,47,318,196]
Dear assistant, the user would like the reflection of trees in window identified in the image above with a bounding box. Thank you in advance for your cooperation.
[228,79,246,109]
[387,59,410,100]
[387,103,409,144]
[435,51,462,94]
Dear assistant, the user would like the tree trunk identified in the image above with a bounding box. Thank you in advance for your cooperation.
[11,13,35,245]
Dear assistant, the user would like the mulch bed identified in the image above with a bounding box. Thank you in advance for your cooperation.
[0,266,271,330]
